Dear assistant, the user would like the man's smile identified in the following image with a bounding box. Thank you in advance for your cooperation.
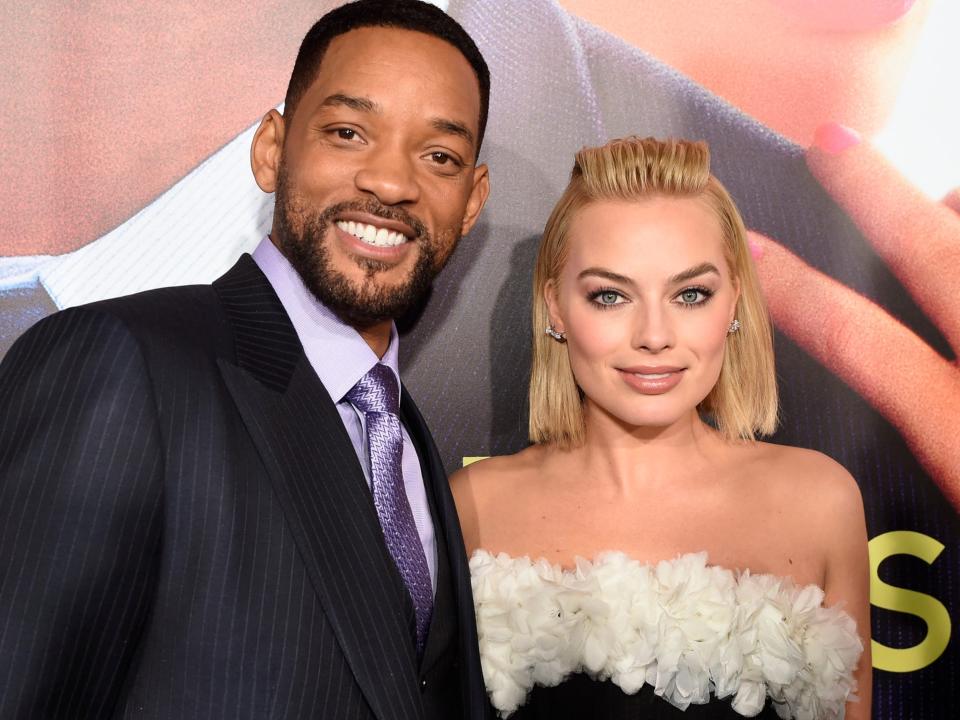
[336,219,409,248]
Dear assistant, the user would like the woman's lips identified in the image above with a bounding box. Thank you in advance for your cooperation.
[617,366,685,395]
[769,0,918,32]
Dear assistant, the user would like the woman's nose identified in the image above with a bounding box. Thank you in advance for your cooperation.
[631,305,674,352]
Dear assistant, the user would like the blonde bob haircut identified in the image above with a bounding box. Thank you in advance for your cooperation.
[529,136,778,447]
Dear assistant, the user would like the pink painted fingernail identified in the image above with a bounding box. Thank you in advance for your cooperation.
[812,122,861,155]
[941,188,960,214]
[748,236,764,260]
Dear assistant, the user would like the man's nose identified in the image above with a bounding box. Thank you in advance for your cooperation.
[354,143,421,206]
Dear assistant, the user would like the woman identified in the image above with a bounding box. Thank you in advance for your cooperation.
[452,137,870,719]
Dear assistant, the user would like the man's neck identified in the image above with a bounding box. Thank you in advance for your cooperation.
[356,320,393,359]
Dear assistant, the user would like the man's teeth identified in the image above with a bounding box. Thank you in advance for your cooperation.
[336,220,407,247]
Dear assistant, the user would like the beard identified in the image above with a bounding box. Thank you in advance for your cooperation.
[273,162,457,329]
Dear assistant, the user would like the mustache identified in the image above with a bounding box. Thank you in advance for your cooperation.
[318,199,429,242]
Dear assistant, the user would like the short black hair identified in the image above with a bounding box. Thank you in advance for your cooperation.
[283,0,490,156]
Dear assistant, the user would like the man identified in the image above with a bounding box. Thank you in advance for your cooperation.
[0,1,490,718]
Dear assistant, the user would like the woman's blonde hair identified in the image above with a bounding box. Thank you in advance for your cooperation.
[529,136,777,447]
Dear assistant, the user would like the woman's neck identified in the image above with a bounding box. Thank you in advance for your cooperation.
[570,404,728,495]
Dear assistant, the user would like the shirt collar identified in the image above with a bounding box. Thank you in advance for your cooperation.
[251,236,401,403]
[39,117,270,310]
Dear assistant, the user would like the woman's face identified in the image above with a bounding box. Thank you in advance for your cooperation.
[558,0,929,145]
[546,196,739,431]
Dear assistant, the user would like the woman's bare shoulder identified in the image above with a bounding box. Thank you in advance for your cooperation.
[744,441,853,481]
[450,445,549,552]
[741,441,863,519]
[451,445,546,503]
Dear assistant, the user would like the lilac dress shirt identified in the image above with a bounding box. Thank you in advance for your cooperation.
[252,237,437,593]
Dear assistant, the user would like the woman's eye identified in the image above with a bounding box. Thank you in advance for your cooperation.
[676,287,711,305]
[590,289,625,306]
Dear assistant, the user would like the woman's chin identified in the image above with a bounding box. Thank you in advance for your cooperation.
[592,405,699,436]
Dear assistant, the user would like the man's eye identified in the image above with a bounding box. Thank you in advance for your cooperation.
[425,151,466,171]
[335,128,357,140]
[429,151,463,167]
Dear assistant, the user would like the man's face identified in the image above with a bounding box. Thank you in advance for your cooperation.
[267,26,488,328]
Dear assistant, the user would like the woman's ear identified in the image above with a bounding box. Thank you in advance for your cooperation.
[544,279,565,332]
[729,276,742,325]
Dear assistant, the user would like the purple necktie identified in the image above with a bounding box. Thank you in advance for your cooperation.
[346,363,433,653]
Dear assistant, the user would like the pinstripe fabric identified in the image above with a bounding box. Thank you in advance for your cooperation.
[0,255,486,720]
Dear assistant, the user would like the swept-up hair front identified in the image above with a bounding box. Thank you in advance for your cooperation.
[529,136,778,447]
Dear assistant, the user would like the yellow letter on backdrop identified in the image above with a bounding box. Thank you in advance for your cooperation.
[869,531,951,672]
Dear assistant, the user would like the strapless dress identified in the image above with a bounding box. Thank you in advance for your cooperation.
[470,550,862,719]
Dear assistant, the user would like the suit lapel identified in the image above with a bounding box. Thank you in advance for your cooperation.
[400,397,453,676]
[213,255,423,720]
[400,392,489,718]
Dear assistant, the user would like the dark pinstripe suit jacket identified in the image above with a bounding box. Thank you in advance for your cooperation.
[0,255,487,719]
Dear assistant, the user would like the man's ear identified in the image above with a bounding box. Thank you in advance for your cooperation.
[460,163,490,236]
[251,109,285,193]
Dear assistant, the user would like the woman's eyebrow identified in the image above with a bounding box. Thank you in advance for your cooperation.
[577,267,634,285]
[668,262,720,284]
[577,263,720,286]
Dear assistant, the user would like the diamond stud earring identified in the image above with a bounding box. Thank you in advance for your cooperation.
[727,319,741,334]
[545,325,567,342]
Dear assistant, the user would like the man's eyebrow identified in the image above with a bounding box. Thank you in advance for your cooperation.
[320,93,380,113]
[430,117,475,148]
[577,268,634,285]
[669,262,720,284]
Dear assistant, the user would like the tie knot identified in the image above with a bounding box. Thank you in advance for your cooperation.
[346,363,400,416]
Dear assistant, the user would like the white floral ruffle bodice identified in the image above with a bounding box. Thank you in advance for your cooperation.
[470,550,862,720]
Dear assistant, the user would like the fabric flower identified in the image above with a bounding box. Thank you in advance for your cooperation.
[471,550,862,719]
